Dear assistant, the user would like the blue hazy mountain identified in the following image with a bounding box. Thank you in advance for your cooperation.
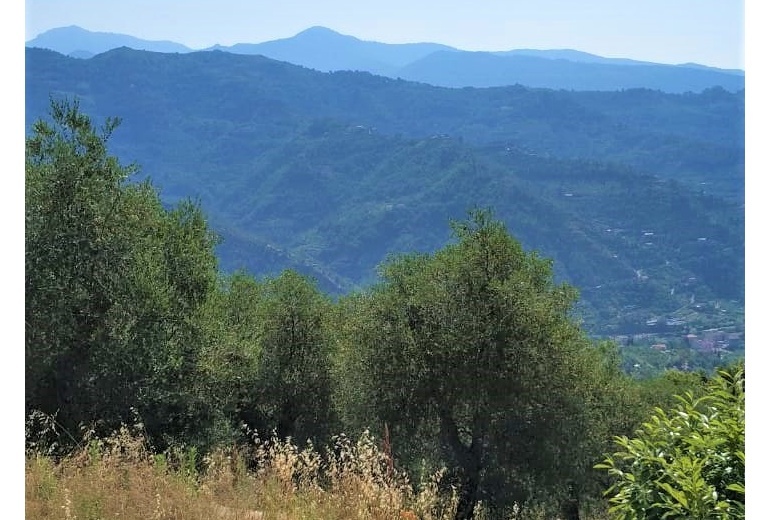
[26,25,744,93]
[495,49,744,75]
[25,25,192,57]
[206,26,456,76]
[394,50,745,93]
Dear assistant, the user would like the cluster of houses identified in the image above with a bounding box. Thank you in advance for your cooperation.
[683,329,744,353]
[612,327,743,354]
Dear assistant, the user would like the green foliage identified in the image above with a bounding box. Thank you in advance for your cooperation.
[200,269,335,445]
[252,270,335,443]
[197,270,265,422]
[336,209,626,517]
[25,98,223,451]
[595,362,744,519]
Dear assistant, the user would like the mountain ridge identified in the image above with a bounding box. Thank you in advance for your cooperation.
[26,25,744,92]
[26,25,192,57]
[25,46,744,336]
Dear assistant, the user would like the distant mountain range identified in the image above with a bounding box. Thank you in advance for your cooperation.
[26,25,192,56]
[26,25,745,93]
[25,46,744,336]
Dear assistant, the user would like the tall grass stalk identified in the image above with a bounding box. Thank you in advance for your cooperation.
[26,426,462,520]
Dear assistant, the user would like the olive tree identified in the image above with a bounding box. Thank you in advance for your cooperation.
[336,210,615,518]
[26,98,221,451]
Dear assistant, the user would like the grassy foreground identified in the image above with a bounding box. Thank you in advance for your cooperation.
[25,425,612,519]
[25,425,463,520]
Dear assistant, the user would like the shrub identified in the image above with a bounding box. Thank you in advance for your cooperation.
[595,363,744,519]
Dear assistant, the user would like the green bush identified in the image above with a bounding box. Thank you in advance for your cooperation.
[596,363,744,519]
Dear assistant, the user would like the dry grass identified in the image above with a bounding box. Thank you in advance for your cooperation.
[26,424,613,519]
[25,426,462,520]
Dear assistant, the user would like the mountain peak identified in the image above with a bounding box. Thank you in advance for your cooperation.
[26,25,192,56]
[292,26,355,41]
[27,25,84,41]
[298,26,339,35]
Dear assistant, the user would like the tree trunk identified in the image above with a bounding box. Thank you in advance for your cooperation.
[439,409,484,520]
[560,482,580,520]
[277,400,297,440]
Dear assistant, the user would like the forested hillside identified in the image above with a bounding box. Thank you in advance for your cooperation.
[24,101,745,519]
[24,46,744,340]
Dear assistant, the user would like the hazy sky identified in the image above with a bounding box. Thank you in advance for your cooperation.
[25,0,745,70]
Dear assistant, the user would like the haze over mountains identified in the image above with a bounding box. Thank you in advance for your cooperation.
[26,25,745,93]
[25,43,744,337]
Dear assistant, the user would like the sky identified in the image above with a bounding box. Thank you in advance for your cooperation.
[24,0,745,70]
